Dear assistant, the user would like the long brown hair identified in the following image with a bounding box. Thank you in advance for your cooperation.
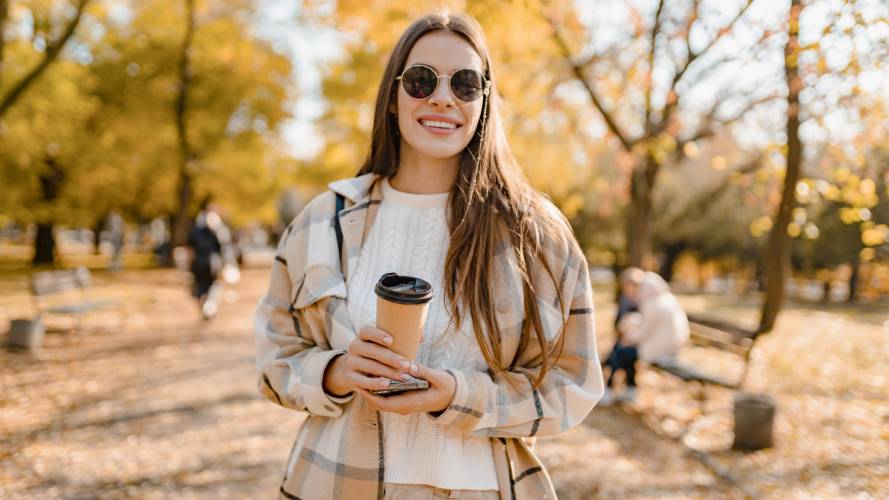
[357,11,571,388]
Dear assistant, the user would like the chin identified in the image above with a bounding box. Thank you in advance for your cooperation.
[418,147,463,159]
[408,138,470,160]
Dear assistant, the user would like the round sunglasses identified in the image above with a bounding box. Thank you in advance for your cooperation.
[396,64,490,103]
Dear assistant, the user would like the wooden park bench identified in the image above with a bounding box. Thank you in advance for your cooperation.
[30,267,123,333]
[648,313,759,391]
[642,314,778,459]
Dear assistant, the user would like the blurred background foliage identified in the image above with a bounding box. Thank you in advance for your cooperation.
[2,0,889,314]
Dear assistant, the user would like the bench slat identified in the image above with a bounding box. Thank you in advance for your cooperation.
[688,324,753,357]
[686,313,758,341]
[32,272,81,295]
[650,359,737,389]
[43,300,119,315]
[31,267,94,295]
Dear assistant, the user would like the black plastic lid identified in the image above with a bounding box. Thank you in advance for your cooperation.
[374,273,433,305]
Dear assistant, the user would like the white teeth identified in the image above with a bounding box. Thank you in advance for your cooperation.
[420,119,457,129]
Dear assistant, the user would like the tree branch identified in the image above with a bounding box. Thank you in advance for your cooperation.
[0,0,91,118]
[661,155,764,229]
[693,93,782,143]
[644,0,666,130]
[652,0,755,137]
[545,14,636,152]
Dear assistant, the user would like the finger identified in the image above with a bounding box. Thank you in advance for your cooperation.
[351,340,411,372]
[358,325,393,347]
[411,363,440,383]
[362,387,426,415]
[350,372,395,392]
[349,355,410,382]
[355,387,392,410]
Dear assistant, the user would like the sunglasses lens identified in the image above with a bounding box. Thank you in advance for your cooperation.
[451,69,484,102]
[401,65,437,99]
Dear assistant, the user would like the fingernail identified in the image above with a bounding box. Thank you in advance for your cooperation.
[400,360,410,370]
[410,363,419,374]
[379,378,390,388]
[400,372,410,381]
[383,335,393,345]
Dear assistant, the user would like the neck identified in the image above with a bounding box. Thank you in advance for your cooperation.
[391,144,459,194]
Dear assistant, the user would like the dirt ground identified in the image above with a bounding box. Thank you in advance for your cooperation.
[1,267,887,499]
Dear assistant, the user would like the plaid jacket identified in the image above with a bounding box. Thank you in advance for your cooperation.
[254,174,604,499]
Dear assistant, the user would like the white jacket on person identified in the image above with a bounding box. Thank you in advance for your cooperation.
[620,272,690,363]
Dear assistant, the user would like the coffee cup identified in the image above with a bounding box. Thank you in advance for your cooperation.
[374,272,433,360]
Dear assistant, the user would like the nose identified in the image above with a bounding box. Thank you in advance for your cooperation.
[427,75,455,108]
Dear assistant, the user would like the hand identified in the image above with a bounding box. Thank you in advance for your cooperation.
[323,325,417,397]
[355,363,457,416]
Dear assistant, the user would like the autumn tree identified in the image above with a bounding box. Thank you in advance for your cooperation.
[759,0,889,330]
[545,0,782,267]
[0,0,296,265]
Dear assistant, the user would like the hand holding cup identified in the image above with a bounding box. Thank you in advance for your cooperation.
[324,325,418,396]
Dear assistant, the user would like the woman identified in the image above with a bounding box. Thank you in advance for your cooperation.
[603,271,690,405]
[255,11,603,499]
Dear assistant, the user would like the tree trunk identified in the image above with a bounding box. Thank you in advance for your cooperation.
[93,215,105,255]
[759,0,803,333]
[170,0,196,251]
[848,258,859,303]
[32,223,56,265]
[659,241,685,283]
[625,157,660,268]
[31,157,65,267]
[0,0,8,91]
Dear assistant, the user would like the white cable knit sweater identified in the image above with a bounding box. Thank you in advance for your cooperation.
[345,178,499,490]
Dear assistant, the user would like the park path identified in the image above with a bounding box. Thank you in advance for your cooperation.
[0,267,811,499]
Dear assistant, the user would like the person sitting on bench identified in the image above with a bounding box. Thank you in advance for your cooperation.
[602,270,689,405]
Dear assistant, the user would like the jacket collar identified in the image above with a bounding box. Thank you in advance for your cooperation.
[328,173,381,204]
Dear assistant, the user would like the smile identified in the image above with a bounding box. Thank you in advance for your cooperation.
[419,119,460,130]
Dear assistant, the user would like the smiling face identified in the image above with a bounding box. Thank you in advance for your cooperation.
[393,30,485,162]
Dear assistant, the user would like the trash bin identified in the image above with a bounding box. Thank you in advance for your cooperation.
[8,318,45,353]
[733,392,776,450]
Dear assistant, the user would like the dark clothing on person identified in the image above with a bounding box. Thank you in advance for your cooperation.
[614,293,638,327]
[604,344,638,388]
[604,292,640,388]
[187,225,222,298]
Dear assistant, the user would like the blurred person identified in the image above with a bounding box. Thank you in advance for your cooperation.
[187,198,235,320]
[150,217,172,267]
[105,210,125,272]
[601,271,690,405]
[601,267,643,405]
[254,11,603,499]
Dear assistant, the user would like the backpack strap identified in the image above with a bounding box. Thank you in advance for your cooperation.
[334,193,345,269]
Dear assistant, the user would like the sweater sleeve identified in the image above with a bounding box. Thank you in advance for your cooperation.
[427,239,604,438]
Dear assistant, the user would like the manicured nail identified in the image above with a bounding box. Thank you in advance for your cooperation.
[383,335,393,345]
[378,378,390,388]
[410,363,419,374]
[400,360,410,370]
[400,372,410,381]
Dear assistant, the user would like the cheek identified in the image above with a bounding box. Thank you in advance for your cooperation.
[395,92,414,132]
[461,105,483,140]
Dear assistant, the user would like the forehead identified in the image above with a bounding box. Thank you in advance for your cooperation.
[405,30,483,73]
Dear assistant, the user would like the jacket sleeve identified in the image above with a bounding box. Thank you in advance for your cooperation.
[427,237,604,438]
[253,195,354,418]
